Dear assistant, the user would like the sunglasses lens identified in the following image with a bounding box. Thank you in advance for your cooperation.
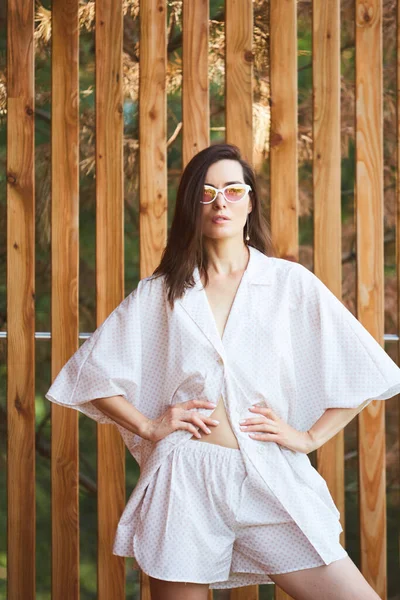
[203,186,216,203]
[225,185,247,202]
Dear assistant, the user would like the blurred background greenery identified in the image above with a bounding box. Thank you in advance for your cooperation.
[0,1,399,598]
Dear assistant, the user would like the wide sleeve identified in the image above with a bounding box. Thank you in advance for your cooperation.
[290,263,400,432]
[45,284,142,425]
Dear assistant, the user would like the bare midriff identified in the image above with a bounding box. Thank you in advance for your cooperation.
[190,393,240,449]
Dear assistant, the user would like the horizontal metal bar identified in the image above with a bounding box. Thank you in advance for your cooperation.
[0,332,399,342]
[0,331,92,340]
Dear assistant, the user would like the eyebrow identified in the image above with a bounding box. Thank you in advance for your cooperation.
[204,181,245,187]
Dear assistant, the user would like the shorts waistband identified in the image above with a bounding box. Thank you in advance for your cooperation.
[182,438,242,458]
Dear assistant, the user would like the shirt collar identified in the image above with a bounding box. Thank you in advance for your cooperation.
[192,245,273,288]
[177,246,273,360]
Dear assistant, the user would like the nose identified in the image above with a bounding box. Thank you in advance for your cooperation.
[214,190,226,204]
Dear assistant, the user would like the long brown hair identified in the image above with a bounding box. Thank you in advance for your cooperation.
[151,142,276,309]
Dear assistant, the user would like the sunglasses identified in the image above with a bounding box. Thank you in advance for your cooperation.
[200,183,252,204]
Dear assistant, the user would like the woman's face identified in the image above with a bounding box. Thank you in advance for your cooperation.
[200,159,252,242]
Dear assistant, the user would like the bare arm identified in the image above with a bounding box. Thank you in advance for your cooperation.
[91,395,220,442]
[307,398,372,450]
[92,395,151,438]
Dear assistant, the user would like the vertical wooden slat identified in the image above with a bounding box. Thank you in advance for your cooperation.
[269,1,297,599]
[182,0,209,167]
[269,0,298,263]
[6,1,35,598]
[96,1,125,598]
[225,0,253,164]
[355,1,386,597]
[139,0,167,597]
[139,0,167,276]
[51,1,80,599]
[313,0,345,549]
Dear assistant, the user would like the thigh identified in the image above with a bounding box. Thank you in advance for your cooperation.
[149,576,209,600]
[268,555,381,600]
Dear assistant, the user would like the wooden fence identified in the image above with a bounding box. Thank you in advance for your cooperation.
[5,0,398,599]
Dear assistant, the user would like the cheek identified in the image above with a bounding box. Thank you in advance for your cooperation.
[232,205,248,222]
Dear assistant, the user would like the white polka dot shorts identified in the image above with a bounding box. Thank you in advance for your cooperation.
[132,439,348,589]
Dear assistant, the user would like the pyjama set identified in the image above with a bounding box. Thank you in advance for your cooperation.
[132,438,348,589]
[45,246,400,589]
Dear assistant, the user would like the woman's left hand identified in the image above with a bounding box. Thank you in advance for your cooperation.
[239,403,314,454]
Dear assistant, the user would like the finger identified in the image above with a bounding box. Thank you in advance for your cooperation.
[188,414,213,435]
[249,406,274,415]
[240,417,272,425]
[241,423,279,433]
[240,419,278,429]
[248,432,280,441]
[181,399,218,410]
[178,420,203,438]
[203,417,220,426]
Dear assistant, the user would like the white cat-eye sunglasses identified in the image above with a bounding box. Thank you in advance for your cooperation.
[200,183,252,204]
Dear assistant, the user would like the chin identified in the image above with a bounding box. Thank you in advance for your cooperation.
[202,231,234,240]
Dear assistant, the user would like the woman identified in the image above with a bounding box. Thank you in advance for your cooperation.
[46,143,398,600]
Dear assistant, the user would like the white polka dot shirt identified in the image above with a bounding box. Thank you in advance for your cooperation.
[45,245,400,566]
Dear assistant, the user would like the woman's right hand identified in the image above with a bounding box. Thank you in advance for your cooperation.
[141,399,220,442]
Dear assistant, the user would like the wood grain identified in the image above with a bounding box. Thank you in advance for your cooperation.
[7,1,35,598]
[225,0,253,164]
[96,1,126,598]
[355,2,386,596]
[139,0,167,281]
[269,0,298,263]
[51,1,80,598]
[312,0,346,553]
[182,0,209,167]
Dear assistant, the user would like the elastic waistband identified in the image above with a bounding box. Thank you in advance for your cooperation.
[181,438,243,459]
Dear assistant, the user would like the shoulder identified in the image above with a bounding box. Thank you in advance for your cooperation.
[102,274,165,319]
[262,254,316,288]
[261,256,323,308]
[124,273,166,311]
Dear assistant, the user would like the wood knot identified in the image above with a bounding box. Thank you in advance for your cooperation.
[270,132,283,148]
[7,173,17,184]
[25,106,33,116]
[244,50,255,63]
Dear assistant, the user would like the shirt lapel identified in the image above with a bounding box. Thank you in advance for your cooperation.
[176,246,273,360]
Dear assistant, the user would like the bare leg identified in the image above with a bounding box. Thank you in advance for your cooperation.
[149,576,210,600]
[268,555,381,600]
